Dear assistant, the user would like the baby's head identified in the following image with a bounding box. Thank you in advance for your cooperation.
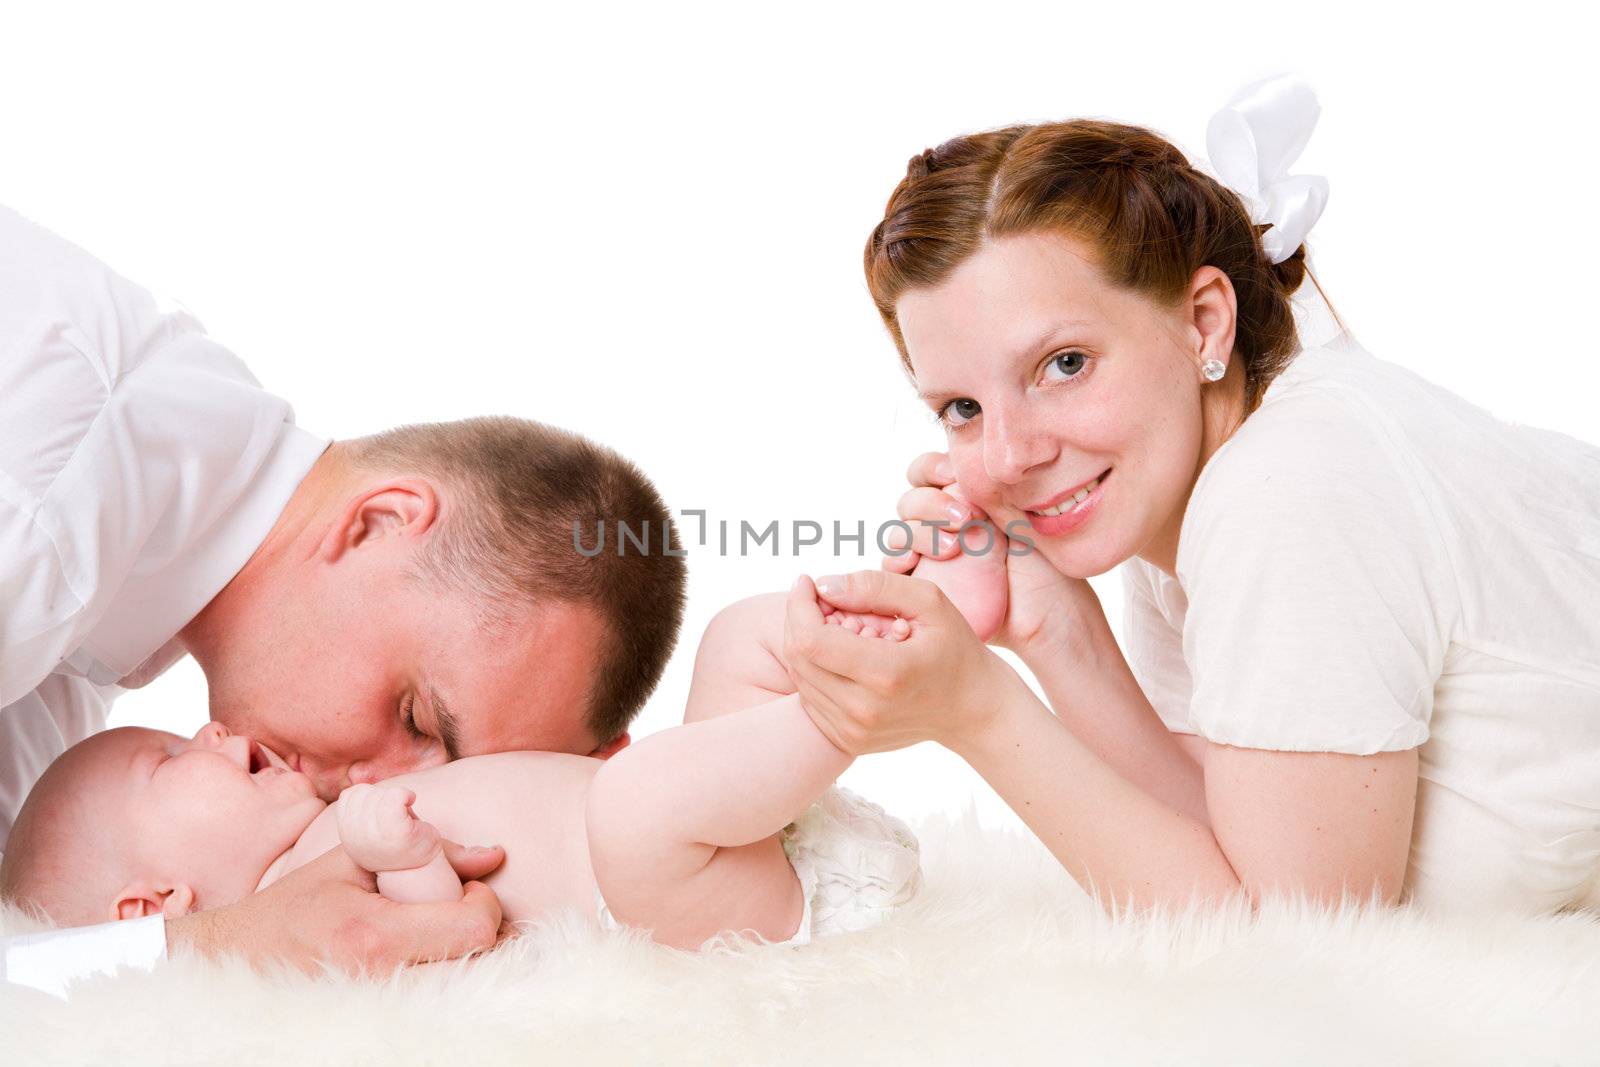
[0,724,324,926]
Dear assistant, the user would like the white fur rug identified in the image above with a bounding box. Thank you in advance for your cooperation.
[5,810,1599,1066]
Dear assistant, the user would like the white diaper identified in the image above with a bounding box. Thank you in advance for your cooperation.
[594,784,922,947]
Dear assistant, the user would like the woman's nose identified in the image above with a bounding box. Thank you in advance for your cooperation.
[982,406,1055,484]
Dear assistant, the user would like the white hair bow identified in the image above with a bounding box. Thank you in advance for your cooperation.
[1202,74,1330,265]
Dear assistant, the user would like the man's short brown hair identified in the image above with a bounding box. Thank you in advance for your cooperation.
[344,417,687,746]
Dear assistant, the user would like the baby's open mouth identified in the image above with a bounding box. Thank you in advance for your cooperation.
[248,740,290,775]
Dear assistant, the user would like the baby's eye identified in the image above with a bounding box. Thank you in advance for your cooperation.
[938,398,981,429]
[1043,350,1089,382]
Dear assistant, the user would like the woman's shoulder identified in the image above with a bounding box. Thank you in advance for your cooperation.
[1186,340,1424,525]
[1201,333,1600,564]
[1175,337,1455,597]
[1215,334,1422,470]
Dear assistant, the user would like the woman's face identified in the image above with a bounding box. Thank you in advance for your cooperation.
[896,229,1242,579]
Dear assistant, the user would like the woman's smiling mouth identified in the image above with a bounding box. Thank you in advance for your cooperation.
[1022,468,1112,534]
[1025,467,1111,516]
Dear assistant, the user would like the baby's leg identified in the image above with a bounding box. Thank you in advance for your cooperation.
[625,592,823,946]
[683,592,805,726]
[337,783,463,904]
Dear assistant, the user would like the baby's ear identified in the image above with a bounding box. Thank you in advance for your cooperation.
[109,880,197,921]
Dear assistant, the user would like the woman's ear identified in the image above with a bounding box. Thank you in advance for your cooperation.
[1187,265,1239,370]
[316,478,442,563]
[109,880,197,921]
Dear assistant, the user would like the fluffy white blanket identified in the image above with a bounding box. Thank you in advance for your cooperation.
[4,811,1598,1066]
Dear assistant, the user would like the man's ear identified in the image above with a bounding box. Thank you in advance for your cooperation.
[316,478,442,563]
[588,732,631,760]
[109,880,196,921]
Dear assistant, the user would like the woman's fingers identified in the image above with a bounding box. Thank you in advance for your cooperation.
[784,575,886,680]
[813,570,945,622]
[893,488,970,559]
[788,668,866,756]
[881,549,918,574]
[906,451,956,489]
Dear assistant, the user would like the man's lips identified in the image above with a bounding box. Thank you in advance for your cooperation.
[1023,467,1112,513]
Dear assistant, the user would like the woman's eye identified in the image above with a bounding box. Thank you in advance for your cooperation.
[939,398,981,428]
[1043,350,1089,382]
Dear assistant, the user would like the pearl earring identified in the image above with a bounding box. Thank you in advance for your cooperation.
[1201,358,1227,382]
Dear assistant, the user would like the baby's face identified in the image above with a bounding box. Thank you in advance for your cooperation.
[68,723,327,913]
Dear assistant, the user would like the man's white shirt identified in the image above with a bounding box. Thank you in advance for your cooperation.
[0,204,328,995]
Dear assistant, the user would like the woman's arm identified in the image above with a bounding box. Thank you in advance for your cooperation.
[951,672,1416,914]
[1008,593,1213,830]
[784,571,1416,916]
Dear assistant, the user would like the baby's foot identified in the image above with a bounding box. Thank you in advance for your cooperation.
[336,783,443,873]
[821,605,911,640]
[908,489,1009,643]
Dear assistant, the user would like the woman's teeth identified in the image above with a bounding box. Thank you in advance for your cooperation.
[1035,476,1101,515]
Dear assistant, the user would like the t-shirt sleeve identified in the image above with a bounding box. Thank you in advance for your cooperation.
[1176,390,1453,754]
[1120,559,1196,736]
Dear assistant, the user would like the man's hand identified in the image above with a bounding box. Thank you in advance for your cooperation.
[165,840,506,974]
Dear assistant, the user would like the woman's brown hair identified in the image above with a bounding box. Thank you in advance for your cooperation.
[863,118,1343,415]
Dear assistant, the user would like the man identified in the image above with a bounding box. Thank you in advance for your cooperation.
[0,204,687,994]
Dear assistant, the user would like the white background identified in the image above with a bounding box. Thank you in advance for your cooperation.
[3,2,1593,833]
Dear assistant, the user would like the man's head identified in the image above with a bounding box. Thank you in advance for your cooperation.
[0,724,324,926]
[181,417,688,800]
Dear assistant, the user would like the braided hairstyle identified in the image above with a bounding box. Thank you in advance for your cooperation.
[863,119,1341,415]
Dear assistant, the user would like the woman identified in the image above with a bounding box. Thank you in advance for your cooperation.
[781,76,1600,919]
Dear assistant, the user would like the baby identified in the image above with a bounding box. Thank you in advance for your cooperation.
[0,534,1005,951]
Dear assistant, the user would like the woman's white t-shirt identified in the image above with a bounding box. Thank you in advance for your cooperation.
[1121,331,1600,916]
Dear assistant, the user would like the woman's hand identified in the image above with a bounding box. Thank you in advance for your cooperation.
[881,451,1112,660]
[880,452,969,572]
[994,541,1112,662]
[781,571,1028,757]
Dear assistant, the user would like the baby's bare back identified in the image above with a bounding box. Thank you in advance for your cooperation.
[284,751,606,925]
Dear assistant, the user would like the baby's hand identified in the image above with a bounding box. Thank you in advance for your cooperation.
[336,784,444,874]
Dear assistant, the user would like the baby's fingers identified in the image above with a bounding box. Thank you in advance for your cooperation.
[381,787,419,815]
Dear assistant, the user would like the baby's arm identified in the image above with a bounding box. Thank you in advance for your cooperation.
[337,784,464,904]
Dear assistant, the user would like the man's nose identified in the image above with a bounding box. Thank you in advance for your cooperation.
[293,754,351,802]
[346,747,450,788]
[982,402,1056,484]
